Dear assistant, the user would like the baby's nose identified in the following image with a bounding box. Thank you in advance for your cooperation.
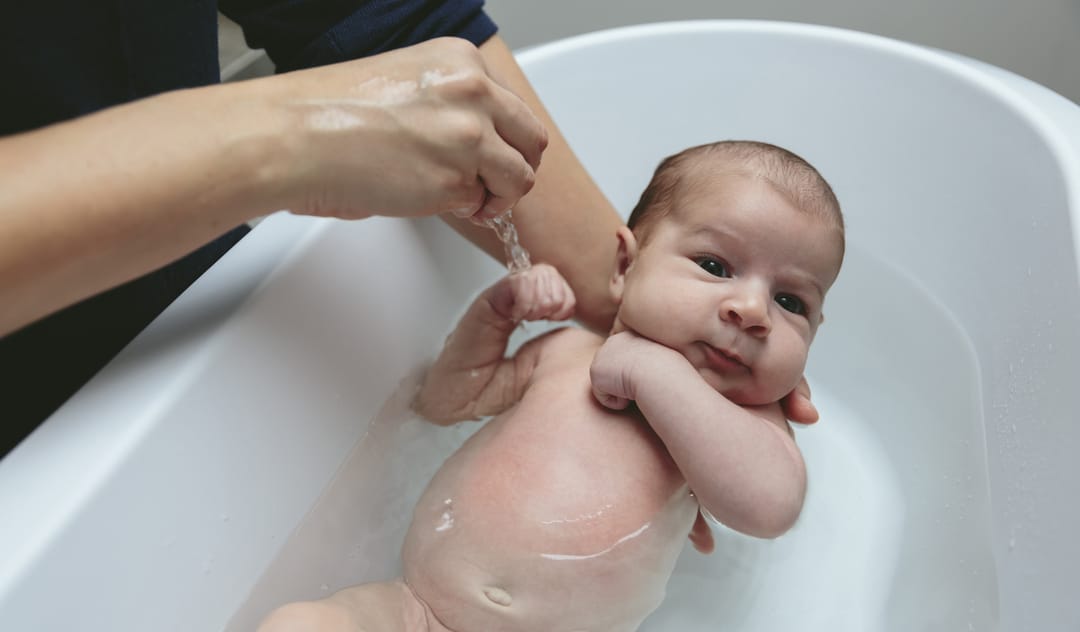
[721,285,771,336]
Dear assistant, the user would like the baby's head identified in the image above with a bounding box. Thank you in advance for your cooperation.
[609,140,845,405]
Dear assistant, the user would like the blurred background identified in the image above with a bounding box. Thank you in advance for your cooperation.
[219,0,1080,103]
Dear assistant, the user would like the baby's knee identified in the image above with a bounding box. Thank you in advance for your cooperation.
[257,600,360,632]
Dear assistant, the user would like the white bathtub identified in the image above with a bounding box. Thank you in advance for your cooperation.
[1,20,1078,632]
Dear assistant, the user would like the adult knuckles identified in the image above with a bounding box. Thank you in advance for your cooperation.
[435,167,484,211]
[440,110,486,150]
[517,164,537,196]
[427,36,483,61]
[496,161,536,202]
[434,164,479,195]
[443,71,491,102]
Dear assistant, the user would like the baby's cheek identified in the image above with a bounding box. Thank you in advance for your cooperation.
[762,338,810,400]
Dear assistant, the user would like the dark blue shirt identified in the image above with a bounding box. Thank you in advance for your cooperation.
[0,0,497,456]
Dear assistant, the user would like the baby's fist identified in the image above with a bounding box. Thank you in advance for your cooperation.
[488,263,576,323]
[589,331,648,409]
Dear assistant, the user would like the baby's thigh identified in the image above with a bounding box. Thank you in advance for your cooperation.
[257,580,433,632]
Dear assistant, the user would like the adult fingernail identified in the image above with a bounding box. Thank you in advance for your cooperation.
[482,200,512,218]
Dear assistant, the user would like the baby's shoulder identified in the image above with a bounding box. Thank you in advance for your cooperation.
[524,326,603,371]
[535,325,604,354]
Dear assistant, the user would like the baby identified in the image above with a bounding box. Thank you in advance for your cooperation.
[259,140,845,632]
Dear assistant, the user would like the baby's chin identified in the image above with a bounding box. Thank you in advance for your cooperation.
[713,378,794,407]
[695,365,797,406]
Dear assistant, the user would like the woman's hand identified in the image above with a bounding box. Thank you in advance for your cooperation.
[266,37,548,222]
[780,377,819,425]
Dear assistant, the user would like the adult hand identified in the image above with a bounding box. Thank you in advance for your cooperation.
[266,37,548,221]
[780,377,819,425]
[0,37,547,336]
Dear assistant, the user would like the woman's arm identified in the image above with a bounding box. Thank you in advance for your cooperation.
[442,35,624,334]
[0,38,546,336]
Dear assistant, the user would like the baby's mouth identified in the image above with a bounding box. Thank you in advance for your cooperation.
[701,343,749,373]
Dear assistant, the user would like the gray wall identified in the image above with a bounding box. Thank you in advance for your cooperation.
[484,0,1080,104]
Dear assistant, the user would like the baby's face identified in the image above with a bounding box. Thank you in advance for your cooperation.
[614,172,843,405]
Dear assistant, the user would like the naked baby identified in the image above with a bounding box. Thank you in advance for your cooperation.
[259,140,845,632]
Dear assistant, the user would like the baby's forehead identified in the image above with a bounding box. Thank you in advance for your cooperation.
[677,165,843,252]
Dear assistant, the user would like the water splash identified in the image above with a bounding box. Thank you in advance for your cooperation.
[483,210,531,273]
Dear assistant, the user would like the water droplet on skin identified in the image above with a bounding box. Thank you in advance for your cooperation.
[436,498,455,532]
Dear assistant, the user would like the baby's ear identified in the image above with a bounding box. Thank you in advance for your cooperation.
[610,226,638,304]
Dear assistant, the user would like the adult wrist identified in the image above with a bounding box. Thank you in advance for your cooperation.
[196,77,299,223]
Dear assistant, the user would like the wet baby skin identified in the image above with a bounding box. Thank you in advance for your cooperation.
[259,147,841,632]
[258,265,709,632]
[404,323,706,632]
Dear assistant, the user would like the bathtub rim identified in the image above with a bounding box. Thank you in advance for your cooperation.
[517,19,1080,281]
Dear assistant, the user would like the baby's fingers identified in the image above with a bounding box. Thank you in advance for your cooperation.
[542,269,576,321]
[592,387,630,411]
[512,264,575,321]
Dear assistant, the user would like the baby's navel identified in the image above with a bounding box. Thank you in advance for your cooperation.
[482,586,513,607]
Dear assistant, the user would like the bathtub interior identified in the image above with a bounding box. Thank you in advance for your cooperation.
[2,20,1079,632]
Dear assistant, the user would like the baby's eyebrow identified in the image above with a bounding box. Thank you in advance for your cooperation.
[687,223,736,241]
[783,270,826,303]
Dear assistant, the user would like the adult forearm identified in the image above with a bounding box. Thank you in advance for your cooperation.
[0,37,550,337]
[0,81,286,336]
[446,35,622,333]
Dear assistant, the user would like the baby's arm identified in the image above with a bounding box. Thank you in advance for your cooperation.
[590,331,806,539]
[414,263,575,425]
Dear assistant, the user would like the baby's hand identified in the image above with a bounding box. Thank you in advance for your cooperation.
[487,263,576,323]
[590,330,681,410]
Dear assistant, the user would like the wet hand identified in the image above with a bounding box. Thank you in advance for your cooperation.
[780,376,819,425]
[486,263,575,323]
[269,38,548,221]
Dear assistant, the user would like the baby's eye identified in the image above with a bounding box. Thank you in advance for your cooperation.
[696,257,730,278]
[775,293,807,315]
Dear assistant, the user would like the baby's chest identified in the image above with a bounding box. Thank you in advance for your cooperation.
[457,391,682,525]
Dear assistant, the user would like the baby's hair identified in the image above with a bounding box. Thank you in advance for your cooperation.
[627,140,844,249]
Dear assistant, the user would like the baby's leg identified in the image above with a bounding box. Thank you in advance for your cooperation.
[257,580,439,632]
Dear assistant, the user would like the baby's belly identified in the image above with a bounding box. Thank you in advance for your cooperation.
[402,396,697,631]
